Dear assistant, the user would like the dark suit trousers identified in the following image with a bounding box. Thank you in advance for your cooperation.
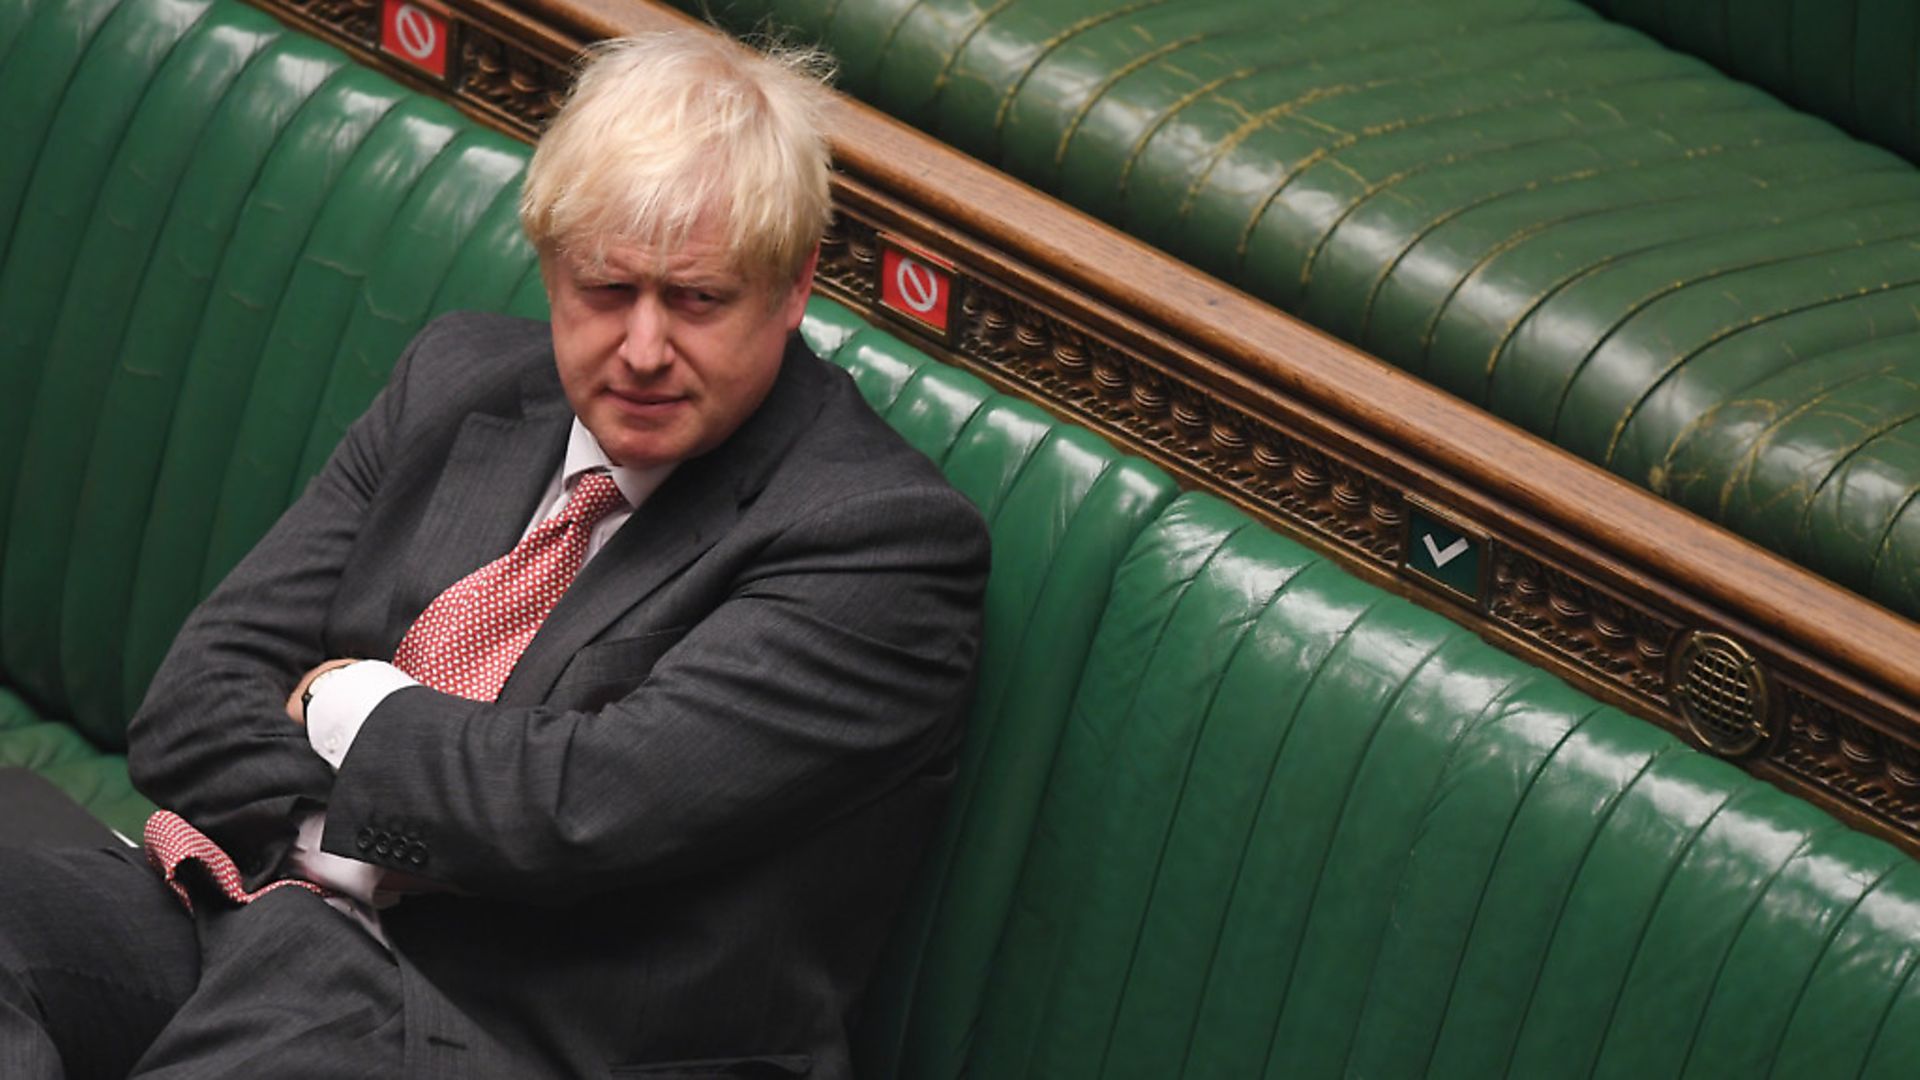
[0,843,404,1078]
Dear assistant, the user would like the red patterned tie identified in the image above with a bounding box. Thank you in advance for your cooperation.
[144,470,627,911]
[391,468,626,701]
[144,811,329,913]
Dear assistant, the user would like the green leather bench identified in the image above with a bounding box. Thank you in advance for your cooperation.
[674,0,1920,625]
[7,0,1920,1074]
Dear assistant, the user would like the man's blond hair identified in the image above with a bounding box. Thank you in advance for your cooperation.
[520,30,835,285]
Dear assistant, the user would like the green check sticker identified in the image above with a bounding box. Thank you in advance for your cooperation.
[1405,503,1483,603]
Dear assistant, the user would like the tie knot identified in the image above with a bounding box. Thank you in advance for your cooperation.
[562,469,626,526]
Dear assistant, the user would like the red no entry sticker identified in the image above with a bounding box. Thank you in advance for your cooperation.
[381,0,449,80]
[880,246,952,334]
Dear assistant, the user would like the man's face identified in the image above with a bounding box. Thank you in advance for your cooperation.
[544,222,815,469]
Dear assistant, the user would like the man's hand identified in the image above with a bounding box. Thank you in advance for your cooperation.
[287,659,363,725]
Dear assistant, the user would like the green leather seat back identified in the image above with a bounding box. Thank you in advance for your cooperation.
[913,491,1920,1078]
[678,0,1920,621]
[0,0,541,830]
[1575,0,1920,165]
[0,0,542,741]
[802,301,1182,1077]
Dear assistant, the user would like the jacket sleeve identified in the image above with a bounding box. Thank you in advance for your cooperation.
[124,326,423,885]
[318,481,990,905]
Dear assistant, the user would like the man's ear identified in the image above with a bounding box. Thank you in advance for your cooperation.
[781,245,821,330]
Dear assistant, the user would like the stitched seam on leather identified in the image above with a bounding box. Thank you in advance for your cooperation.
[1177,38,1670,251]
[1288,87,1785,301]
[119,42,362,700]
[1106,6,1590,216]
[1344,104,1809,357]
[1227,63,1718,296]
[1414,158,1908,389]
[0,0,224,706]
[1497,742,1670,1080]
[422,164,534,316]
[990,512,1245,1077]
[1693,360,1920,529]
[1396,698,1604,1079]
[1042,0,1391,172]
[1338,668,1583,1079]
[1864,480,1920,590]
[881,365,990,472]
[1670,828,1828,1078]
[870,0,934,87]
[52,7,286,729]
[1758,859,1903,1079]
[189,88,427,597]
[1525,225,1920,458]
[1781,396,1920,551]
[923,0,1022,110]
[1581,783,1743,1080]
[1599,272,1920,470]
[1481,182,1920,420]
[1856,914,1920,1075]
[1091,530,1302,1077]
[292,126,515,504]
[1254,600,1453,1074]
[975,0,1170,151]
[889,454,1122,1067]
[1166,557,1355,1078]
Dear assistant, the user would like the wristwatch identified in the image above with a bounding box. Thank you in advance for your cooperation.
[300,662,355,723]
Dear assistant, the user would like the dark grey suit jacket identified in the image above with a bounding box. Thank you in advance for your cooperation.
[126,312,990,1077]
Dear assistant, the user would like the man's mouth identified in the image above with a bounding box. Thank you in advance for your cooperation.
[604,387,686,414]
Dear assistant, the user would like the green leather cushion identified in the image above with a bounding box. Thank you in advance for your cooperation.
[678,0,1920,621]
[881,490,1920,1079]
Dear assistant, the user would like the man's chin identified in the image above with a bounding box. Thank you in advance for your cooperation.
[598,431,693,471]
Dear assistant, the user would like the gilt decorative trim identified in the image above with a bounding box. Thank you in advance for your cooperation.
[1489,544,1678,705]
[1778,683,1920,836]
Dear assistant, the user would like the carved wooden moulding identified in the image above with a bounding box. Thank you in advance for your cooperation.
[241,0,1920,855]
[262,0,570,136]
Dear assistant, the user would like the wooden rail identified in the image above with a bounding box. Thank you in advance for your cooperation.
[252,0,1920,853]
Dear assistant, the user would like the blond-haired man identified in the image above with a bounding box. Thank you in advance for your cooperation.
[0,29,987,1079]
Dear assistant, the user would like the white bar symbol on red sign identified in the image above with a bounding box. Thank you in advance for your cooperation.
[880,246,951,334]
[381,0,449,80]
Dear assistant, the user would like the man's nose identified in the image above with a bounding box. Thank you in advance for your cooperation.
[619,295,671,374]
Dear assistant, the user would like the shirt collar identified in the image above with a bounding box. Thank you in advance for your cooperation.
[562,419,676,509]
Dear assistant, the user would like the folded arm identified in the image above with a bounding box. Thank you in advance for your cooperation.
[319,483,989,904]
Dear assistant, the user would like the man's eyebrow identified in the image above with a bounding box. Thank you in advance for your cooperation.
[667,274,742,294]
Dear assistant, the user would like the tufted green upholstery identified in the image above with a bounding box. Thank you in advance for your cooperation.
[864,490,1920,1078]
[676,0,1920,622]
[8,0,1920,1074]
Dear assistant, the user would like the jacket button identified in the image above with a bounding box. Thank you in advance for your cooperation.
[355,827,374,852]
[408,842,428,867]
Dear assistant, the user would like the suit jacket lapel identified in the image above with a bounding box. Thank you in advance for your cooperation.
[496,337,831,707]
[386,369,573,653]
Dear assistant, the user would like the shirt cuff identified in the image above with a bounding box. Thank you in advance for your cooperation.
[305,660,418,770]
